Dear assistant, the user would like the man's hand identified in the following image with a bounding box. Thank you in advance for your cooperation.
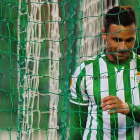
[101,95,130,115]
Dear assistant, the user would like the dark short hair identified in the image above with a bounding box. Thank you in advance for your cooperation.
[105,6,136,32]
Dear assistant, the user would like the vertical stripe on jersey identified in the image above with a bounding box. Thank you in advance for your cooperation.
[130,59,140,140]
[86,60,99,140]
[99,58,111,140]
[138,82,140,140]
[115,67,126,140]
[123,63,134,140]
[76,64,87,103]
[92,57,103,140]
[71,62,85,99]
[87,106,93,140]
[83,62,97,139]
[137,54,140,139]
[107,64,118,140]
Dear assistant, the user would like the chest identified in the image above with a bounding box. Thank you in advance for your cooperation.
[85,67,140,105]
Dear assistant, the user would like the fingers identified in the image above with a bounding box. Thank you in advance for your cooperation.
[102,104,117,111]
[108,108,127,114]
[101,95,130,115]
[101,95,119,109]
[102,95,118,102]
[101,99,117,108]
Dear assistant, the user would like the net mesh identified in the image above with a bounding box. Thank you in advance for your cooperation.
[0,0,140,140]
[81,0,118,61]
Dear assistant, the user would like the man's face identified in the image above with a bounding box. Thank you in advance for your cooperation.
[102,24,136,64]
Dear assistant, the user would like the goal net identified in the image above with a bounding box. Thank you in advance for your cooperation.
[0,0,140,140]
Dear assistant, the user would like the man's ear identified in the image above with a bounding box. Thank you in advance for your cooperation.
[101,28,107,41]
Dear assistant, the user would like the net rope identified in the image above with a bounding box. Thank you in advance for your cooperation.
[0,0,140,140]
[81,0,118,61]
[17,0,61,139]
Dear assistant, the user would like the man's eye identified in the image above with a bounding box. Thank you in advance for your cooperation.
[126,39,133,42]
[114,39,122,42]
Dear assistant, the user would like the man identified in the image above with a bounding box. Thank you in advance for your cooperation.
[69,6,140,140]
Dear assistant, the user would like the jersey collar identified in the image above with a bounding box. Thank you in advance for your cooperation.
[100,49,134,71]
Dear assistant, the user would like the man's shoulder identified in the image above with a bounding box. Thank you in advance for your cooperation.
[83,56,98,66]
[73,56,98,76]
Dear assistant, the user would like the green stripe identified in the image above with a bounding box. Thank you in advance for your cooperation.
[137,54,140,139]
[70,98,88,105]
[123,64,134,140]
[86,61,94,140]
[85,59,95,65]
[84,62,92,140]
[77,61,95,139]
[139,82,140,107]
[107,65,118,140]
[87,109,93,140]
[137,54,140,72]
[84,61,93,94]
[90,57,103,140]
[137,54,140,140]
[76,66,86,103]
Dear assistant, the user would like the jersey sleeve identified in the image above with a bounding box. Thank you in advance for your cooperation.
[70,62,89,106]
[69,102,88,140]
[127,103,140,123]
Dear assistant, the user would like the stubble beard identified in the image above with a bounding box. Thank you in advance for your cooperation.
[106,47,131,64]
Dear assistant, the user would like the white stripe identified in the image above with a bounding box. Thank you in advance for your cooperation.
[87,63,98,139]
[89,105,98,140]
[80,63,92,101]
[83,63,98,139]
[83,102,93,139]
[130,59,140,140]
[115,67,126,140]
[85,63,94,101]
[99,57,111,140]
[69,100,88,106]
[70,62,85,99]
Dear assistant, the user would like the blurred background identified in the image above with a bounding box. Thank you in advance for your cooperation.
[0,0,139,139]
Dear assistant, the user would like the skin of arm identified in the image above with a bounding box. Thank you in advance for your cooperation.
[101,95,140,122]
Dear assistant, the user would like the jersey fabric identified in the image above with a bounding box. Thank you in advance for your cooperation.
[70,50,140,140]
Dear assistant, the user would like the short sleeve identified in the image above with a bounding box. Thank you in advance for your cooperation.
[70,62,89,106]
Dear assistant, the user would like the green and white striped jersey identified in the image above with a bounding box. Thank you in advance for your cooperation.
[70,51,140,140]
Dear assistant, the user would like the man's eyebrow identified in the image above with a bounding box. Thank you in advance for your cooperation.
[111,37,123,41]
[111,37,135,41]
[126,37,135,40]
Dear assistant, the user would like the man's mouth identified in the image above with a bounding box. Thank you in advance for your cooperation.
[114,50,128,57]
[117,52,126,56]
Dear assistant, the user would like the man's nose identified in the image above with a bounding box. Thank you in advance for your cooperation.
[119,41,126,50]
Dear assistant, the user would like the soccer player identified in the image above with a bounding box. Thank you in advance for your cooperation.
[69,6,140,140]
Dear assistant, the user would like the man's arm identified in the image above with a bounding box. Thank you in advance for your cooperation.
[69,102,88,140]
[69,62,89,139]
[127,104,140,123]
[101,95,140,123]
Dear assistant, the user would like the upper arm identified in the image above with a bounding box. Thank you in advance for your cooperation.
[70,62,89,106]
